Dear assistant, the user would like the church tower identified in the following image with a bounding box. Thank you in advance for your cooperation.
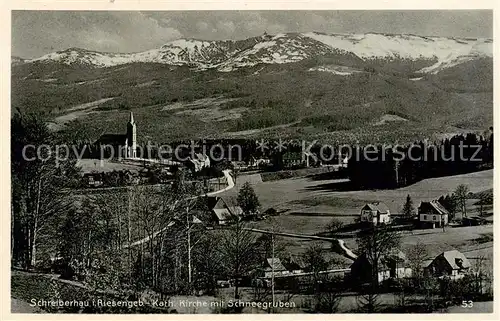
[126,112,137,158]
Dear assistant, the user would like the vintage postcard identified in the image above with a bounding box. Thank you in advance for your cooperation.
[3,1,497,318]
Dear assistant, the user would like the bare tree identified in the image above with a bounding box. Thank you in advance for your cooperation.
[92,190,129,252]
[169,177,209,293]
[314,276,342,313]
[131,185,163,288]
[217,219,258,299]
[356,289,380,313]
[422,277,439,312]
[191,233,225,295]
[470,252,493,298]
[454,184,470,218]
[406,241,429,289]
[476,192,491,217]
[301,242,343,312]
[12,113,81,269]
[302,242,329,289]
[356,226,401,288]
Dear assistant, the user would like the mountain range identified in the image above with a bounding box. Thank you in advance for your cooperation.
[11,32,493,144]
[16,32,492,74]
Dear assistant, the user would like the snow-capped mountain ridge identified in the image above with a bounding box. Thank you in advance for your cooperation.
[21,32,492,73]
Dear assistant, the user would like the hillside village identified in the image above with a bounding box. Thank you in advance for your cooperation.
[11,110,494,314]
[10,11,494,315]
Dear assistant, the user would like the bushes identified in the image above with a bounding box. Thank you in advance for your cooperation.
[261,167,331,182]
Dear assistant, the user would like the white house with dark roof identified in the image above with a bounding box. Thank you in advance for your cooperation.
[425,249,471,280]
[418,200,449,228]
[350,248,412,284]
[360,202,391,225]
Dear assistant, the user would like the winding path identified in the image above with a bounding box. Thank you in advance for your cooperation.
[242,227,358,260]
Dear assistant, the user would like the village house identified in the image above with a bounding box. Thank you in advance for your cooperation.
[350,249,412,285]
[82,172,104,187]
[205,196,242,225]
[360,202,391,225]
[262,258,289,278]
[274,151,320,169]
[418,200,449,228]
[187,153,211,172]
[251,157,272,168]
[425,250,471,280]
[282,255,306,274]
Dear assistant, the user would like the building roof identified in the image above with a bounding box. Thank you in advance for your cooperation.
[227,206,243,216]
[351,249,408,270]
[362,202,390,214]
[213,208,234,222]
[382,249,408,264]
[429,200,449,215]
[282,255,306,271]
[435,250,471,270]
[420,200,450,215]
[206,196,225,210]
[188,153,210,171]
[205,196,237,222]
[264,258,287,272]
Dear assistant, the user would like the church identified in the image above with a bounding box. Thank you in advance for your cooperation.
[96,112,137,159]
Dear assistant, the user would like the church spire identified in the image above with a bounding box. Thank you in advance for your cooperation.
[129,111,135,124]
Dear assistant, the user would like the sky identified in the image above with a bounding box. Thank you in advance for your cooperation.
[12,10,493,58]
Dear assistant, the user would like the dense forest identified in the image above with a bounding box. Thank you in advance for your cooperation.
[347,131,493,189]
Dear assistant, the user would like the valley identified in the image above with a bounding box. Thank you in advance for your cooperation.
[11,25,494,314]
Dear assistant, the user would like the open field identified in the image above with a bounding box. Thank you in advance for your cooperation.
[222,169,493,260]
[223,169,493,215]
[76,159,144,173]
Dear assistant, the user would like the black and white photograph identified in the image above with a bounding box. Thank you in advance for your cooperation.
[9,8,494,314]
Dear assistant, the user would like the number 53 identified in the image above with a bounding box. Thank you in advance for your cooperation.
[462,300,473,308]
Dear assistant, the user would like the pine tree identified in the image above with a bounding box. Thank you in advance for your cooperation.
[402,194,415,218]
[237,182,260,218]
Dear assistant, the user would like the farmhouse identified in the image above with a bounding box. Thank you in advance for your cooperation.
[425,250,471,280]
[418,200,449,228]
[262,258,289,278]
[205,196,242,225]
[282,255,306,274]
[350,249,412,285]
[360,202,391,225]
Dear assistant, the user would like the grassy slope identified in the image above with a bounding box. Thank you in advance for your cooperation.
[11,57,492,144]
